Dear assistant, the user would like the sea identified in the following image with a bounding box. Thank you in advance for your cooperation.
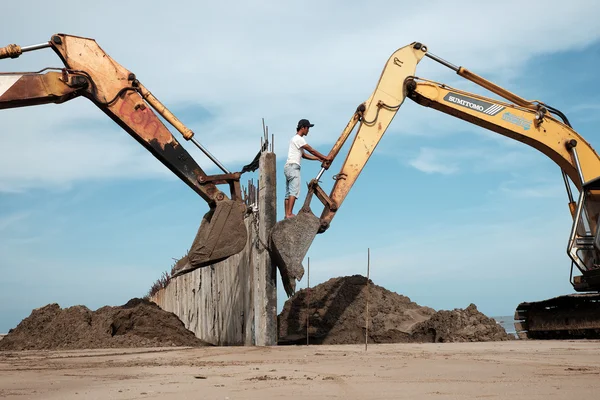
[491,315,517,338]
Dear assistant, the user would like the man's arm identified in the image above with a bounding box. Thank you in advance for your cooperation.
[301,144,331,162]
[301,149,320,161]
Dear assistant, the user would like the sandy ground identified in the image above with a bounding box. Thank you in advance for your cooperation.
[1,341,599,399]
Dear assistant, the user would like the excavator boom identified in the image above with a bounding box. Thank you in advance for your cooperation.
[406,77,600,190]
[271,40,600,340]
[0,34,248,273]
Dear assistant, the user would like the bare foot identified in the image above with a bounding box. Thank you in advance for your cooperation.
[285,213,296,219]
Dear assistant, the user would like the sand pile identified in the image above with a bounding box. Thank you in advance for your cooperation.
[278,275,512,344]
[0,298,209,351]
[410,303,511,342]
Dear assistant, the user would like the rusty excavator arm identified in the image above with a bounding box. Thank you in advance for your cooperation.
[271,42,600,308]
[0,33,248,275]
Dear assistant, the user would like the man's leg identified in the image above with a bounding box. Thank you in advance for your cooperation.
[286,165,300,218]
[284,164,292,218]
[287,196,296,218]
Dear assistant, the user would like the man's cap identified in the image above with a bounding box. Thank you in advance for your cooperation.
[297,119,314,129]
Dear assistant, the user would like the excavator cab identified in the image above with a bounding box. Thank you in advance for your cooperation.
[0,34,249,275]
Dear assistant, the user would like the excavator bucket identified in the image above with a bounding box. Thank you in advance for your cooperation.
[172,199,248,277]
[270,207,322,296]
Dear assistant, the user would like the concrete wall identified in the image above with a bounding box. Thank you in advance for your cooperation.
[150,152,277,346]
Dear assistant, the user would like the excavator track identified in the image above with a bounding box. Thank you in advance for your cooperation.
[514,293,600,339]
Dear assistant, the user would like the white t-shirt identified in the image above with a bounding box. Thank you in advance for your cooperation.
[286,134,307,166]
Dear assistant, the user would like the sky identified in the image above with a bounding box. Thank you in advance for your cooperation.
[2,0,600,332]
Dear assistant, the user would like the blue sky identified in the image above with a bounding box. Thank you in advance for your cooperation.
[2,0,600,332]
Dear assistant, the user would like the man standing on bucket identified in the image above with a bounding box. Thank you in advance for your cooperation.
[284,119,332,219]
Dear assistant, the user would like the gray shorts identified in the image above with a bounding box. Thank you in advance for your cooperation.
[284,163,301,199]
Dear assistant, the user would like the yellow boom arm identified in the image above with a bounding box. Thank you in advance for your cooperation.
[270,41,600,296]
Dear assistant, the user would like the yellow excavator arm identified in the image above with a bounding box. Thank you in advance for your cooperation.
[406,76,600,194]
[0,34,249,274]
[271,41,600,300]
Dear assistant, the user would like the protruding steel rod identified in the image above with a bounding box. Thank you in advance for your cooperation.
[135,81,231,173]
[0,41,51,59]
[570,146,586,186]
[315,168,325,182]
[425,49,535,109]
[425,52,460,72]
[21,42,51,53]
[190,137,231,174]
[561,169,575,203]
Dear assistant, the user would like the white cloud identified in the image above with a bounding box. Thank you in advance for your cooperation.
[565,102,600,123]
[490,179,565,199]
[407,146,537,175]
[0,211,30,231]
[570,103,600,113]
[408,147,460,175]
[0,103,175,192]
[1,1,599,192]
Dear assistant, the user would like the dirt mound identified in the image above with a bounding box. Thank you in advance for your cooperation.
[0,298,210,351]
[278,275,512,344]
[410,304,512,342]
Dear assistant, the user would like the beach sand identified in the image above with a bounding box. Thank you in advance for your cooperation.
[1,340,599,399]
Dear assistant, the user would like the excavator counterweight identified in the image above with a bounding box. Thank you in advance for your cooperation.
[1,34,249,272]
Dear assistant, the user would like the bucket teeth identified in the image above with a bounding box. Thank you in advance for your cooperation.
[269,210,321,296]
